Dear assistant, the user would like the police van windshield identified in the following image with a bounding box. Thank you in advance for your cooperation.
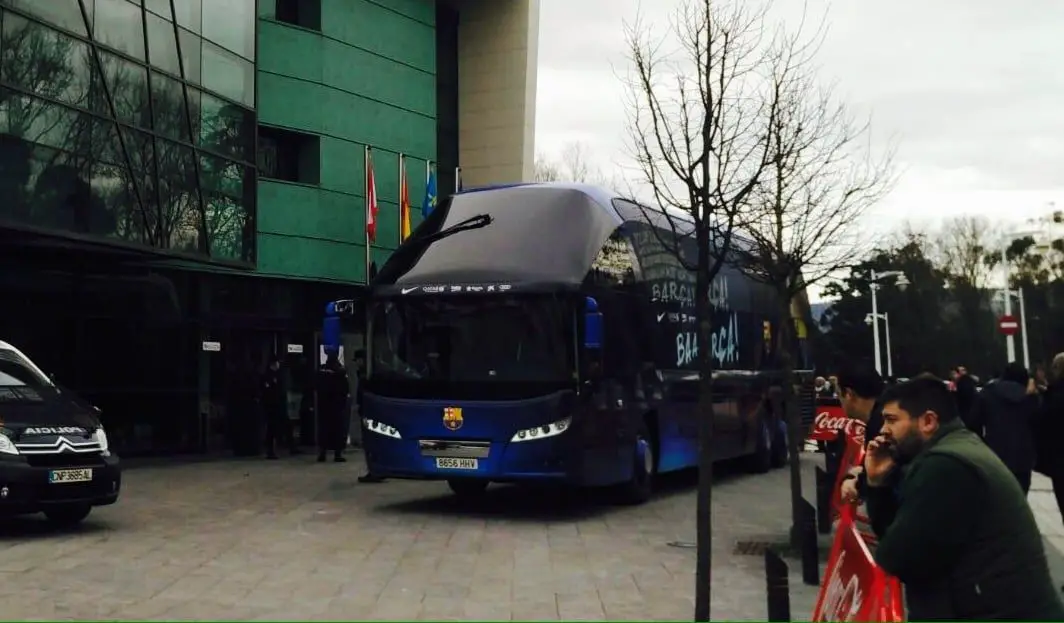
[0,348,51,402]
[368,295,575,399]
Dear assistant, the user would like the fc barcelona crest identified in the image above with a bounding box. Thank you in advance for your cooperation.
[443,407,463,431]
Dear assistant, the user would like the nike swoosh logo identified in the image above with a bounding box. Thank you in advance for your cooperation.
[657,312,667,322]
[401,287,418,294]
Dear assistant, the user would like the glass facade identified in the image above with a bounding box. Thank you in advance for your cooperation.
[0,0,256,263]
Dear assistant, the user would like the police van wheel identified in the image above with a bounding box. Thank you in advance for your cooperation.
[43,504,91,526]
[617,429,654,505]
[448,479,489,499]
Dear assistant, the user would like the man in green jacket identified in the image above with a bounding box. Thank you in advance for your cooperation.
[865,376,1064,620]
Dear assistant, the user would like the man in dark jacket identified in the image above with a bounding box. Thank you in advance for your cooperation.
[1037,352,1064,522]
[316,353,350,463]
[953,365,978,421]
[835,364,884,503]
[261,357,294,460]
[967,361,1039,493]
[865,376,1064,620]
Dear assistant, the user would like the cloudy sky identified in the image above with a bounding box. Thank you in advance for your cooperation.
[535,0,1064,235]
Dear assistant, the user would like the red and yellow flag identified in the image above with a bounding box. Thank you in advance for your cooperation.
[399,155,412,242]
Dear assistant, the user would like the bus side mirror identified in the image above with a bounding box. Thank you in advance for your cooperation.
[323,302,342,356]
[584,296,603,350]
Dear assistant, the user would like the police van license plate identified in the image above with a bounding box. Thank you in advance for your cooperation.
[435,457,478,470]
[49,468,93,484]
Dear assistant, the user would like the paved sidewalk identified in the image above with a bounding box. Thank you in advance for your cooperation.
[0,452,822,621]
[1029,473,1064,587]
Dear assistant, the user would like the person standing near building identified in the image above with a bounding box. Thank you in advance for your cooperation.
[261,356,294,460]
[316,353,350,463]
[864,376,1064,620]
[965,361,1039,494]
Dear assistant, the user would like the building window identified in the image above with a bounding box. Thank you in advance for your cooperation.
[257,126,319,185]
[274,0,321,32]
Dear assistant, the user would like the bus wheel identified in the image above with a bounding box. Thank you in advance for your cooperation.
[448,479,489,499]
[746,417,773,474]
[617,428,654,505]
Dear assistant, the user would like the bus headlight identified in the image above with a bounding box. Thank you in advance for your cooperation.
[0,432,19,456]
[510,417,571,443]
[362,418,401,439]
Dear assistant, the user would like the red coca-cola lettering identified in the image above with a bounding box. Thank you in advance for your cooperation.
[808,405,866,445]
[812,506,903,622]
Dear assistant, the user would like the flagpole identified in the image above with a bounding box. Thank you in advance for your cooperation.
[364,145,372,284]
[397,152,404,246]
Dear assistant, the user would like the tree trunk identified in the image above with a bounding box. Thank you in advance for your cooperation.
[776,289,803,547]
[693,227,715,622]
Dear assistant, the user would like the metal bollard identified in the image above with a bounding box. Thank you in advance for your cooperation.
[815,466,832,534]
[764,548,792,622]
[800,498,820,586]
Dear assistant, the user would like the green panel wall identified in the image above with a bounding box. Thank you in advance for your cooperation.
[255,0,436,284]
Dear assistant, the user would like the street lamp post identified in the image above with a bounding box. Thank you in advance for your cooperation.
[865,312,893,377]
[869,270,908,376]
[996,288,1030,370]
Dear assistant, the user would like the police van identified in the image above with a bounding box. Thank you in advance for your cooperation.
[0,340,120,525]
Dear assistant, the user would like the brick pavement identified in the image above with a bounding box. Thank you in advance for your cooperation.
[0,452,824,621]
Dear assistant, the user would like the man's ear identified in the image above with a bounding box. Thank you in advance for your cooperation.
[919,410,940,434]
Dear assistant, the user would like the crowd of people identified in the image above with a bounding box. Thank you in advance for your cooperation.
[821,353,1064,619]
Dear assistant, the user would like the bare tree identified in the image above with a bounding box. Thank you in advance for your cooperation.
[533,141,608,184]
[733,9,895,545]
[622,0,784,619]
[532,156,562,182]
[934,215,993,287]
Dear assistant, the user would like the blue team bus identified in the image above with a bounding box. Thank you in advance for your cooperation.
[323,183,811,503]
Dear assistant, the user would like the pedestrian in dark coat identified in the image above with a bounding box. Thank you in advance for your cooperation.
[261,357,294,459]
[865,376,1064,620]
[967,361,1039,493]
[1036,352,1064,522]
[316,353,350,463]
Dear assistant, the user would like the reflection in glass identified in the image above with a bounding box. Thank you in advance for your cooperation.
[145,11,180,76]
[199,90,252,163]
[201,0,253,60]
[0,12,94,109]
[155,137,203,253]
[3,0,90,36]
[150,71,198,141]
[29,145,116,235]
[95,50,149,128]
[145,0,201,33]
[0,91,100,156]
[93,0,145,60]
[201,40,253,107]
[199,151,251,261]
[178,26,201,84]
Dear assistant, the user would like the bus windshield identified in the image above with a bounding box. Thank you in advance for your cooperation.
[368,295,575,399]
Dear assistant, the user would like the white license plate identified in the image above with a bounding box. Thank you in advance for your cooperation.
[49,468,93,484]
[435,457,478,470]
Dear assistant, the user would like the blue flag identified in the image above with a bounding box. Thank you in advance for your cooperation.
[422,166,438,218]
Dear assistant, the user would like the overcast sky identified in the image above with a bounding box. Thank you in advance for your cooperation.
[535,0,1064,236]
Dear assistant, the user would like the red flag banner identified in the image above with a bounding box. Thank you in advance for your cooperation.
[812,505,905,622]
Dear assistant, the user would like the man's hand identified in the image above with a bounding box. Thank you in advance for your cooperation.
[841,466,863,503]
[865,435,896,487]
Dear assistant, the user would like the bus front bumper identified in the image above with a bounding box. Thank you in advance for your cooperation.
[364,434,574,482]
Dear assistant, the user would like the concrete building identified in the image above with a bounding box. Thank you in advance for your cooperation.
[0,0,539,455]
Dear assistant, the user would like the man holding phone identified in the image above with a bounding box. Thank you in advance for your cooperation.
[864,376,1064,620]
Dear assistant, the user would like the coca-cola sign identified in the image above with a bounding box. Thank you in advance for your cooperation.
[808,405,866,445]
[812,508,898,622]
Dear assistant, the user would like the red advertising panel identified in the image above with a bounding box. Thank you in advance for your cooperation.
[809,403,866,446]
[812,506,904,622]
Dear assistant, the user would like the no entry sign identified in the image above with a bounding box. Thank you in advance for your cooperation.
[998,315,1019,335]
